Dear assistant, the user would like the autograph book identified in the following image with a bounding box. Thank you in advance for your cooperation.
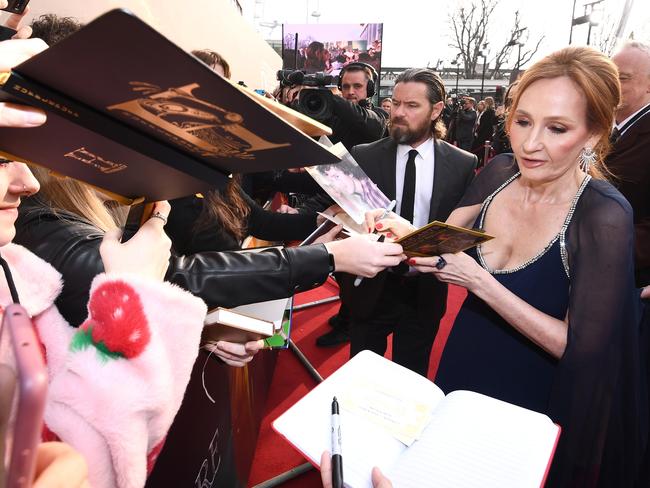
[0,9,339,203]
[273,351,560,488]
[396,221,494,257]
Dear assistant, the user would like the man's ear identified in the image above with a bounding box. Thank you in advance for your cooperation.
[431,101,444,121]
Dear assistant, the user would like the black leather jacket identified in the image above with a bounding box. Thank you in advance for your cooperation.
[15,198,331,327]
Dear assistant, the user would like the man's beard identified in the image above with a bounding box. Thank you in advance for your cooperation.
[389,116,432,145]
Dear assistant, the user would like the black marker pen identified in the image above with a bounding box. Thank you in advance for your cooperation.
[331,396,344,488]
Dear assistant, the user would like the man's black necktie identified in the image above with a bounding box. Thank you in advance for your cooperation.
[610,126,621,145]
[401,149,418,224]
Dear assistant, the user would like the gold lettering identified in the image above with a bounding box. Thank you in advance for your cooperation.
[64,147,127,174]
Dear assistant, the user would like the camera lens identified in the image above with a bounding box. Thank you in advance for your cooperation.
[303,92,323,113]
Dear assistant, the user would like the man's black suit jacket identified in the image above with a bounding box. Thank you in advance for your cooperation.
[606,113,650,283]
[337,137,478,321]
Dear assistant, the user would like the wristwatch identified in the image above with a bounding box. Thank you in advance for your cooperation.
[328,252,336,274]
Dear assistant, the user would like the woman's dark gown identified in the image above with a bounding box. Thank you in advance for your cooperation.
[433,160,648,486]
[435,172,577,413]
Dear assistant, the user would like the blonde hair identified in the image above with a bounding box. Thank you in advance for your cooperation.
[28,165,124,232]
[506,46,620,180]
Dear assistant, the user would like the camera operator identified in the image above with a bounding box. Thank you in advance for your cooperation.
[280,62,387,149]
[330,62,387,148]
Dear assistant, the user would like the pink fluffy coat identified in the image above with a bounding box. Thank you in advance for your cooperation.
[0,243,207,488]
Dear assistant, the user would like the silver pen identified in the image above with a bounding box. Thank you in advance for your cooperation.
[354,199,397,287]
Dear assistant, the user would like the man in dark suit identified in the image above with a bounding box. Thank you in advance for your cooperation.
[337,68,477,376]
[456,97,477,151]
[609,41,650,287]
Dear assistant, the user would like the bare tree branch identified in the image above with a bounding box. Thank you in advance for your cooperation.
[593,19,619,56]
[448,0,497,78]
[448,1,545,81]
[518,35,545,68]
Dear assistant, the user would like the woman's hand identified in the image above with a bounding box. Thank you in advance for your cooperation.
[364,209,415,239]
[100,201,172,281]
[408,251,489,293]
[204,339,265,367]
[32,442,90,488]
[325,234,405,277]
[0,38,48,127]
[320,451,393,488]
[641,286,649,300]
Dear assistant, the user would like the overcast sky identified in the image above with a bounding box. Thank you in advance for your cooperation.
[248,0,650,69]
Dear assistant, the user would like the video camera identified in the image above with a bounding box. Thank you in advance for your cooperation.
[449,93,467,115]
[276,69,338,122]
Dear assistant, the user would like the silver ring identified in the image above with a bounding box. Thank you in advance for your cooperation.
[151,211,168,225]
[435,256,447,270]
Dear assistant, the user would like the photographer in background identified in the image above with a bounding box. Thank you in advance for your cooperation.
[281,62,387,150]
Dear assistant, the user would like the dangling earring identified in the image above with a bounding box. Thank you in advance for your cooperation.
[579,146,596,173]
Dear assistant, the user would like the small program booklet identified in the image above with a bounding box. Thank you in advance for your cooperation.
[396,220,494,257]
[273,351,560,488]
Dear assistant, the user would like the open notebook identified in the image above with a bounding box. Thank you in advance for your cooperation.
[273,351,560,488]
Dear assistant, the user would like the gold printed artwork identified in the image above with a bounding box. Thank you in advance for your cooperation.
[108,82,289,159]
[64,147,127,174]
[12,83,80,118]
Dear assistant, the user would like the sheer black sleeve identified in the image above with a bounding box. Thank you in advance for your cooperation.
[547,180,647,486]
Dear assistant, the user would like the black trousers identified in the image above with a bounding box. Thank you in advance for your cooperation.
[349,274,442,377]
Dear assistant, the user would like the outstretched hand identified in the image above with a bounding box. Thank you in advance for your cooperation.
[325,233,405,277]
[100,201,172,281]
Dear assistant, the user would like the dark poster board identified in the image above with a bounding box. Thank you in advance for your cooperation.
[0,10,339,202]
[146,349,278,487]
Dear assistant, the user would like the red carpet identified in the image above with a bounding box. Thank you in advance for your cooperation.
[247,278,467,487]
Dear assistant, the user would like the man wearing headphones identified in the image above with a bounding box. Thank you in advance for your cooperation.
[328,62,387,150]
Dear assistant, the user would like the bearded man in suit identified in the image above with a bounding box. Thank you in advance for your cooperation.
[337,68,477,376]
[609,41,650,287]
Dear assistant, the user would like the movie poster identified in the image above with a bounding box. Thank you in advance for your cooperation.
[282,23,384,76]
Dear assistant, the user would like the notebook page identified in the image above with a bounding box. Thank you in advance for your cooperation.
[387,390,559,488]
[273,351,445,488]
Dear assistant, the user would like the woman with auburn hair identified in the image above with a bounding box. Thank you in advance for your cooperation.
[364,46,647,486]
